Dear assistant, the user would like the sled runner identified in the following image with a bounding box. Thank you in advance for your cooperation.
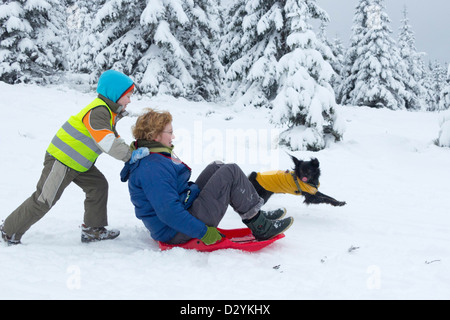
[158,228,284,252]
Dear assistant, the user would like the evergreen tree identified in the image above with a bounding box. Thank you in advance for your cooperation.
[66,0,222,100]
[336,0,369,105]
[222,0,284,108]
[316,21,339,68]
[219,0,247,77]
[135,0,223,99]
[422,61,436,111]
[135,0,193,96]
[272,0,343,151]
[92,0,147,80]
[439,64,450,110]
[222,0,343,151]
[172,0,224,100]
[0,0,68,84]
[427,60,448,111]
[329,35,345,93]
[339,0,413,110]
[317,22,344,96]
[398,6,426,110]
[67,0,105,76]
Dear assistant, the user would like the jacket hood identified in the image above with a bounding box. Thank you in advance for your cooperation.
[97,70,134,104]
[120,160,135,183]
[97,94,123,114]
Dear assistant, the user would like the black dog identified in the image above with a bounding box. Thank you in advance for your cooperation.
[249,156,346,207]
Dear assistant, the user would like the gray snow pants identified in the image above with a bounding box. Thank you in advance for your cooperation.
[2,152,108,241]
[168,161,263,244]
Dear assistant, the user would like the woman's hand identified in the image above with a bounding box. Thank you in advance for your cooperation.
[201,226,223,245]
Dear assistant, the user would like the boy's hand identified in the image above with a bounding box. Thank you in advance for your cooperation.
[130,147,149,164]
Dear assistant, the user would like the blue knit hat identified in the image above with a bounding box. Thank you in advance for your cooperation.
[97,70,134,103]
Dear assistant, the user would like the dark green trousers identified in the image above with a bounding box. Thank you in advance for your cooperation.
[3,152,108,241]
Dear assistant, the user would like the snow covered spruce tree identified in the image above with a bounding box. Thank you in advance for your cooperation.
[221,0,283,107]
[439,65,450,111]
[72,0,222,100]
[67,0,105,76]
[221,0,343,151]
[0,0,68,84]
[398,6,427,110]
[136,0,223,100]
[272,0,343,151]
[96,0,222,100]
[338,0,416,110]
[317,20,344,97]
[177,0,224,100]
[88,0,147,81]
[422,62,438,111]
[329,35,346,93]
[424,61,448,111]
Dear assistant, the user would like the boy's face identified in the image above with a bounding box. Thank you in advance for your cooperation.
[117,92,132,108]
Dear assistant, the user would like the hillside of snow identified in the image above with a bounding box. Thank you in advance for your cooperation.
[1,82,449,300]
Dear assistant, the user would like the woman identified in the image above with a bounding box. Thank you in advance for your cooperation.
[120,109,293,245]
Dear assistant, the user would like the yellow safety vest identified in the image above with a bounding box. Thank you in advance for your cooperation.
[256,170,319,195]
[47,98,114,172]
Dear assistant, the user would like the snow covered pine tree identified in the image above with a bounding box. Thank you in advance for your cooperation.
[222,0,343,151]
[398,6,427,110]
[439,65,450,111]
[272,0,344,151]
[0,0,67,84]
[338,0,417,110]
[67,0,105,76]
[138,0,224,100]
[67,0,223,101]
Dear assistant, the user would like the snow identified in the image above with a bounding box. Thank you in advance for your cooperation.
[1,81,450,300]
[154,21,185,58]
[24,0,51,12]
[0,2,22,20]
[438,110,450,147]
[140,0,164,25]
[5,16,31,34]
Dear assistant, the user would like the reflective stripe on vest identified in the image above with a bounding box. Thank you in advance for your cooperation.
[47,98,114,172]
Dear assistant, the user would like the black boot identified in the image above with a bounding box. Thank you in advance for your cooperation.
[261,208,286,220]
[244,212,293,241]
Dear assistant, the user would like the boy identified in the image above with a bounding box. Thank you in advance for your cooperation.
[1,70,134,245]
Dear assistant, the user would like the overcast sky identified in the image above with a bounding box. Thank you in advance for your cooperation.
[316,0,449,65]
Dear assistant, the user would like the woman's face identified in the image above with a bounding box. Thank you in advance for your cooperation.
[155,122,174,147]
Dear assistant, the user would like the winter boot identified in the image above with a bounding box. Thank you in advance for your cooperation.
[1,224,21,246]
[81,224,120,243]
[244,212,293,241]
[261,208,286,220]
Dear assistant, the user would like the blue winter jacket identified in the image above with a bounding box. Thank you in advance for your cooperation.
[120,152,206,243]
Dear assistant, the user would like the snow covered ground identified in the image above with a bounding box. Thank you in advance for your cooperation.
[1,81,449,300]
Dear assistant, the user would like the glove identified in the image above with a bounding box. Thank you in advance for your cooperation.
[201,227,223,245]
[130,147,149,164]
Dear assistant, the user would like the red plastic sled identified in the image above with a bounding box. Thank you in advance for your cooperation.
[158,228,285,252]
